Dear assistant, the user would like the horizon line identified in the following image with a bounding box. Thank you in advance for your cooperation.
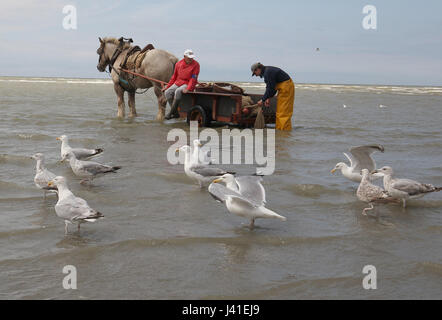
[0,74,440,88]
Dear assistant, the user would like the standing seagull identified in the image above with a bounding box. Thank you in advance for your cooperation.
[209,176,286,229]
[177,145,234,188]
[331,144,385,182]
[57,135,103,161]
[372,166,441,208]
[65,152,121,184]
[356,169,399,215]
[48,176,104,234]
[31,153,58,198]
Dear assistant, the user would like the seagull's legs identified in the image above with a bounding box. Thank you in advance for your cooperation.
[362,203,374,216]
[43,190,47,199]
[249,218,255,230]
[78,223,81,232]
[64,221,69,234]
[402,199,407,208]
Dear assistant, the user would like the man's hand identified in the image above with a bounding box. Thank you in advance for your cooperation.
[182,88,188,94]
[264,99,270,107]
[257,100,263,106]
[161,87,167,92]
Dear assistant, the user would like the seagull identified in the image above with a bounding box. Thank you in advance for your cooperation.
[379,104,388,108]
[31,153,58,198]
[331,144,385,182]
[48,176,104,234]
[209,175,286,229]
[191,139,212,165]
[177,145,234,188]
[371,166,441,208]
[65,152,121,184]
[56,135,103,161]
[214,173,266,205]
[356,169,399,215]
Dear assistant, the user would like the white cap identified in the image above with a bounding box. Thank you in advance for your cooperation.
[184,49,195,59]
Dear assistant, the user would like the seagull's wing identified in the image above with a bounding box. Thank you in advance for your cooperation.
[227,195,259,210]
[79,160,114,175]
[208,182,243,203]
[349,145,384,172]
[57,197,101,221]
[235,176,266,206]
[71,148,102,159]
[343,152,353,168]
[391,178,430,196]
[191,165,226,177]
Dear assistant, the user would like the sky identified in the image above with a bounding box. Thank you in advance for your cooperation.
[0,0,441,85]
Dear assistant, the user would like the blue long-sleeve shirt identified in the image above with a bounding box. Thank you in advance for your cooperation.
[260,66,291,101]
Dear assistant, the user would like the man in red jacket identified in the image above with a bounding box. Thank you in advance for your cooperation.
[163,49,200,120]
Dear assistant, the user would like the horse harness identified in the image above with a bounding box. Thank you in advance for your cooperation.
[106,37,155,93]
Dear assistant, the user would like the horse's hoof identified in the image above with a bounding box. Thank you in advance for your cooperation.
[129,113,138,118]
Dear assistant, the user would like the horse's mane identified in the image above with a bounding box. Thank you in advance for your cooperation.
[102,37,132,50]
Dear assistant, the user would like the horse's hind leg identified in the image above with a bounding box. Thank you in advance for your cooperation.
[114,83,126,118]
[154,85,166,122]
[128,91,137,117]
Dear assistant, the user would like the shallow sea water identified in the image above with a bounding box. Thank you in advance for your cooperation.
[0,77,441,299]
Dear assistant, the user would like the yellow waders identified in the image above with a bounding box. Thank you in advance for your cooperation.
[275,79,295,130]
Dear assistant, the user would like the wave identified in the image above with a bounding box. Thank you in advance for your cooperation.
[0,77,112,85]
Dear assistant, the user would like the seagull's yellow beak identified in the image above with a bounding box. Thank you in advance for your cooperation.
[56,137,61,141]
[175,148,180,152]
[198,143,202,147]
[47,181,54,187]
[213,178,222,183]
[330,168,336,173]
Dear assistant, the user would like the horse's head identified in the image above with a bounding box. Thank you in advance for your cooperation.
[96,37,108,72]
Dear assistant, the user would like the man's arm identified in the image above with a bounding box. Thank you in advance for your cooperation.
[261,68,277,102]
[186,62,200,92]
[262,79,277,102]
[165,61,179,90]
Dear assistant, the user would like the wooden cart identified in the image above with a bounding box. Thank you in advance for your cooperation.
[177,91,277,127]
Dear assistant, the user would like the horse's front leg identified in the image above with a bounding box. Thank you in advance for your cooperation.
[154,85,166,122]
[128,91,137,117]
[114,83,126,118]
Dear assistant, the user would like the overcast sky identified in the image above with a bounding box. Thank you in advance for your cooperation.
[0,0,441,85]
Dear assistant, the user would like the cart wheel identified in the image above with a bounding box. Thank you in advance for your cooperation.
[187,105,211,127]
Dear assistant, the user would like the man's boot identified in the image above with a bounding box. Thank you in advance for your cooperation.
[165,99,180,120]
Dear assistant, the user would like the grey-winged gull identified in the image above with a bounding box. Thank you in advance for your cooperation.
[372,166,441,207]
[356,169,399,215]
[48,176,104,234]
[177,145,234,188]
[331,144,384,182]
[65,152,121,184]
[57,135,103,161]
[209,176,286,229]
[31,153,58,198]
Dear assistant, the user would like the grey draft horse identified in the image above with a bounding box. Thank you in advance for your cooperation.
[96,37,178,120]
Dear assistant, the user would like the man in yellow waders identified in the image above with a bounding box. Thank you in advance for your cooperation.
[251,62,295,130]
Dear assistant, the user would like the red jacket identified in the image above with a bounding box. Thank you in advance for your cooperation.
[166,59,200,91]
